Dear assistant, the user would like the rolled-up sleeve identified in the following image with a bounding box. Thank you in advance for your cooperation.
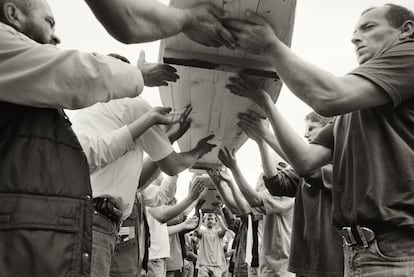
[0,22,144,109]
[75,125,136,173]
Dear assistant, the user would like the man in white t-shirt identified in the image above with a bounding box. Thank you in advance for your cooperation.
[146,177,204,277]
[72,55,216,277]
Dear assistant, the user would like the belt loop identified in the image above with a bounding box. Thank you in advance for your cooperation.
[356,225,368,248]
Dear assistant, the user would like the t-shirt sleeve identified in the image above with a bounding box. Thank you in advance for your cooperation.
[348,41,414,107]
[260,190,294,215]
[311,122,334,149]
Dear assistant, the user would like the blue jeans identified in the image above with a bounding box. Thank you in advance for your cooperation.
[91,212,119,277]
[343,231,414,276]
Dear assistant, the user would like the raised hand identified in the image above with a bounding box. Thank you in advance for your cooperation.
[237,110,270,142]
[148,106,181,125]
[223,11,277,55]
[218,147,237,170]
[165,105,193,142]
[226,75,270,108]
[194,134,216,159]
[183,216,199,230]
[184,3,236,49]
[137,50,179,87]
[189,179,206,201]
[207,168,231,185]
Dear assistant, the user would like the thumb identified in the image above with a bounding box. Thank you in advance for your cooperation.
[245,10,267,26]
[137,50,146,66]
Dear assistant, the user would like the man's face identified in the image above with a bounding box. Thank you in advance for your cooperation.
[304,120,324,143]
[205,214,216,228]
[351,6,401,64]
[19,0,60,45]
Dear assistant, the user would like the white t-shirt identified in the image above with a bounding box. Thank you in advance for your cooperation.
[72,96,173,220]
[251,177,294,277]
[147,205,170,260]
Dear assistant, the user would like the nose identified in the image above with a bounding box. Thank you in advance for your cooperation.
[51,33,61,45]
[351,31,361,45]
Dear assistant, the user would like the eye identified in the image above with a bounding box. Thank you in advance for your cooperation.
[362,23,376,31]
[46,18,55,28]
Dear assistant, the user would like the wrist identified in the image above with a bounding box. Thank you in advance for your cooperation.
[264,39,279,57]
[181,8,194,31]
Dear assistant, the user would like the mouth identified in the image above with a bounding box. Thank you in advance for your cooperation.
[356,45,366,53]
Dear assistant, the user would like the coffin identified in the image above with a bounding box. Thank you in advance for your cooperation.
[159,0,297,170]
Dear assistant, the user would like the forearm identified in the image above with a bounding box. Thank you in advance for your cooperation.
[74,125,135,173]
[85,0,191,44]
[217,217,228,237]
[127,112,155,140]
[138,158,161,190]
[257,141,280,178]
[158,197,193,223]
[214,184,240,214]
[0,31,143,108]
[264,97,329,174]
[227,183,251,214]
[168,221,188,235]
[163,148,203,175]
[231,166,263,207]
[267,40,349,116]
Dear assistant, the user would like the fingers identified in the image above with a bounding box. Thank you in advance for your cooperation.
[154,106,172,114]
[222,19,246,33]
[181,105,193,122]
[137,50,146,66]
[244,10,267,26]
[224,147,232,158]
[201,134,215,143]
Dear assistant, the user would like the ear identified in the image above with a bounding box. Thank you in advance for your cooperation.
[2,2,26,30]
[399,20,414,40]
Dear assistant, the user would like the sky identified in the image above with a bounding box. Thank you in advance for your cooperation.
[48,0,414,200]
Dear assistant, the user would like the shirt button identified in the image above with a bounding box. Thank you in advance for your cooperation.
[82,252,90,262]
[85,195,92,200]
[94,210,98,215]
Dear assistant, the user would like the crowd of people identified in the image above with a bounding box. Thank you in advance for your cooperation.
[1,0,414,277]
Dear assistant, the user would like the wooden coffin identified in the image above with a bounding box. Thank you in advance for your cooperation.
[159,0,296,170]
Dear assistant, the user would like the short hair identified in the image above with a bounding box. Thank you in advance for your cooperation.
[305,111,333,127]
[107,53,131,64]
[362,4,414,39]
[0,0,40,23]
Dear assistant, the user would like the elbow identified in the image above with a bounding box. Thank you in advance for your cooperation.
[313,103,339,117]
[310,92,347,117]
[161,166,181,176]
[155,216,168,224]
[112,31,139,44]
[295,165,316,177]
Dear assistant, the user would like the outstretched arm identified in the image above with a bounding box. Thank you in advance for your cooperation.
[208,169,251,214]
[227,76,331,175]
[218,148,263,207]
[168,216,199,235]
[75,106,180,173]
[85,0,235,48]
[157,134,216,176]
[148,180,205,223]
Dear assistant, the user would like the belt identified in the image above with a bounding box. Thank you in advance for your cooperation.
[93,197,122,224]
[339,225,375,248]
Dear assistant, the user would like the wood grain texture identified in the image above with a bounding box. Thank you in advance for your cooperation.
[159,0,296,170]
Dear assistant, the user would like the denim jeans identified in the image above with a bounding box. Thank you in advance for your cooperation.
[91,212,119,277]
[343,230,414,276]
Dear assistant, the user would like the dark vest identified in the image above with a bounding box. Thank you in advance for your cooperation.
[0,102,93,276]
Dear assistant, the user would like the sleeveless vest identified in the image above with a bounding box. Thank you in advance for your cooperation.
[0,102,93,276]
